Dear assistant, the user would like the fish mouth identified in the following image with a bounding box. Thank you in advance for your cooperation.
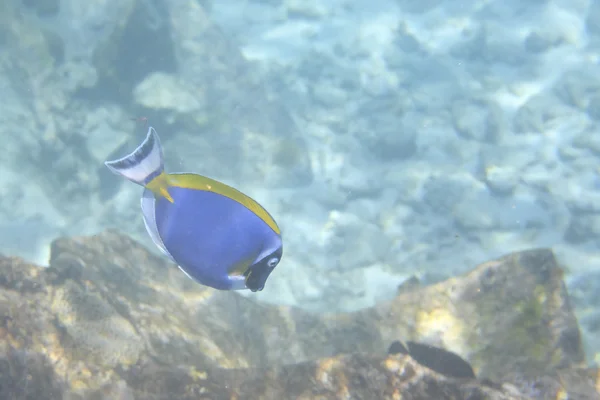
[244,268,268,292]
[244,248,282,292]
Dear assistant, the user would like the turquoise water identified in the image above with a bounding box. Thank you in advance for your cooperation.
[2,0,600,381]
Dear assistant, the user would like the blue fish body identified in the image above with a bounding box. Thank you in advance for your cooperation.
[105,127,283,291]
[152,185,281,290]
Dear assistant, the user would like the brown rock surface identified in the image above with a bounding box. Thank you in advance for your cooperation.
[0,230,598,399]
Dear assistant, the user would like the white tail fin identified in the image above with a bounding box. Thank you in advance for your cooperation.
[105,127,164,186]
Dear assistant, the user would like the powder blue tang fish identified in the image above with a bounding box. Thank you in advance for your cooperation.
[104,127,283,292]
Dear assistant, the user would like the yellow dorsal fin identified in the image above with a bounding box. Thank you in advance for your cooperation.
[167,173,281,235]
[145,172,174,203]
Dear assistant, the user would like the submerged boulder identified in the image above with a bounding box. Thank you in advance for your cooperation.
[0,231,596,399]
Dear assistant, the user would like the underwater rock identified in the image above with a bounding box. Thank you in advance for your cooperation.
[564,211,600,244]
[285,0,329,20]
[554,68,600,111]
[524,29,564,54]
[451,97,504,143]
[483,164,519,196]
[0,231,595,399]
[132,72,205,114]
[0,2,101,223]
[513,93,573,134]
[76,354,526,400]
[362,114,418,161]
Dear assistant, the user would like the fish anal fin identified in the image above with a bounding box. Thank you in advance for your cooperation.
[141,189,174,261]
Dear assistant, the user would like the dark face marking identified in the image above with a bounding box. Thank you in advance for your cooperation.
[244,247,283,292]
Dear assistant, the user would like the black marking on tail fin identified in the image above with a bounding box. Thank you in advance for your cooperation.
[108,128,157,171]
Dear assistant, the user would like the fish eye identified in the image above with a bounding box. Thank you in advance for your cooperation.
[267,257,279,268]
